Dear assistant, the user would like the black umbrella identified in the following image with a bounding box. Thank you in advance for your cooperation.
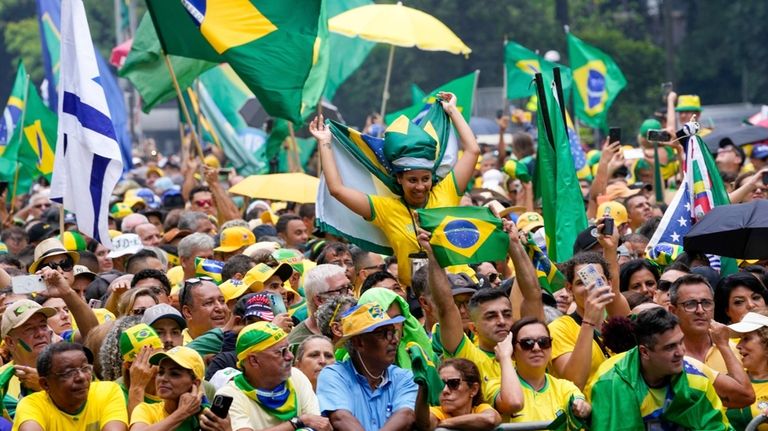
[702,125,768,153]
[238,98,344,137]
[683,200,768,259]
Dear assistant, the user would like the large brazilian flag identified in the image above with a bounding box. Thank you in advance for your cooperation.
[145,0,326,124]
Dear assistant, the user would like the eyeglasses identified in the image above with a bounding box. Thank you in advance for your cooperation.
[330,259,354,268]
[194,199,213,208]
[180,277,214,307]
[516,336,553,351]
[363,264,386,272]
[41,257,74,272]
[677,299,715,313]
[53,364,93,380]
[369,328,398,342]
[270,346,291,359]
[132,307,148,316]
[441,378,463,391]
[320,284,353,298]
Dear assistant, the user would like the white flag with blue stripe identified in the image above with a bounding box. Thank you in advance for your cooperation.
[50,0,122,248]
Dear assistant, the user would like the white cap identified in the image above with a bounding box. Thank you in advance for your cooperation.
[727,312,768,333]
[108,233,143,258]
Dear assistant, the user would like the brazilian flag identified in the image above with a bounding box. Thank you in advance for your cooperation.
[194,257,224,284]
[145,0,326,124]
[523,234,565,294]
[505,40,572,100]
[416,206,508,268]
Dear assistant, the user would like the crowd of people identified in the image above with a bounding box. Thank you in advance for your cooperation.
[0,90,765,431]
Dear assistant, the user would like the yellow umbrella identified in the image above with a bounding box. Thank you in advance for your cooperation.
[228,173,320,204]
[329,1,471,116]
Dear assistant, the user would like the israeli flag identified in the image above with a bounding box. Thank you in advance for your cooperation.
[50,0,122,248]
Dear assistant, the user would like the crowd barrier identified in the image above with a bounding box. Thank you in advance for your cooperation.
[436,421,553,431]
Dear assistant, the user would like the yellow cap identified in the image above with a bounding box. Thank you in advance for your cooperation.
[150,346,205,380]
[596,201,628,226]
[676,95,702,112]
[214,226,255,253]
[516,212,544,234]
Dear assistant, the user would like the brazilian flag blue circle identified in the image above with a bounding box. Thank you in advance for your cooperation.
[587,69,606,108]
[444,220,480,249]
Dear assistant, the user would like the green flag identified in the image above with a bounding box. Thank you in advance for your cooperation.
[145,0,325,124]
[410,83,426,105]
[120,13,216,113]
[278,138,316,173]
[0,61,27,152]
[416,206,508,268]
[533,72,588,262]
[567,33,627,130]
[524,234,566,294]
[0,72,58,195]
[199,66,251,131]
[323,0,375,101]
[505,40,572,100]
[385,71,478,124]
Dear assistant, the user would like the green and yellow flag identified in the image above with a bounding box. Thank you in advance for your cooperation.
[0,71,58,195]
[416,206,508,268]
[567,33,627,131]
[534,71,588,262]
[0,61,27,153]
[505,40,571,100]
[145,0,326,124]
[523,234,565,294]
[385,71,478,124]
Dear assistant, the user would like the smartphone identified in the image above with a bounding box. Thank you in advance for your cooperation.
[661,82,673,101]
[608,127,621,144]
[622,148,644,160]
[12,275,47,295]
[88,299,103,309]
[601,214,615,236]
[218,168,233,175]
[763,172,768,185]
[210,394,233,418]
[0,181,8,196]
[265,292,287,315]
[576,264,607,290]
[409,251,428,275]
[647,129,672,142]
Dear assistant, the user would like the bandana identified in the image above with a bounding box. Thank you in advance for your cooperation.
[236,322,287,364]
[233,373,297,421]
[120,324,163,361]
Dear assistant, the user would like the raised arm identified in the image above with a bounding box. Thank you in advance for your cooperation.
[587,140,620,219]
[710,321,755,408]
[595,221,631,317]
[551,282,614,389]
[418,229,464,354]
[204,166,240,223]
[503,219,543,321]
[439,92,480,194]
[493,333,524,415]
[310,115,371,220]
[496,116,509,168]
[39,267,98,341]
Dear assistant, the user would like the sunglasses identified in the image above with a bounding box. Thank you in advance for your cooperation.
[194,199,213,208]
[370,328,398,342]
[487,273,499,283]
[180,277,214,306]
[42,256,74,272]
[34,203,51,210]
[442,378,463,391]
[131,307,148,316]
[516,336,553,351]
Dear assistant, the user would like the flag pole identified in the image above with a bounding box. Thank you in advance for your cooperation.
[380,45,396,118]
[8,73,31,216]
[162,53,204,160]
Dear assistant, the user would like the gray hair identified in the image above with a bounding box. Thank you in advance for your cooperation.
[98,315,142,381]
[220,219,249,231]
[294,335,333,363]
[178,233,215,258]
[304,264,346,309]
[668,273,714,306]
[177,211,209,232]
[316,294,356,340]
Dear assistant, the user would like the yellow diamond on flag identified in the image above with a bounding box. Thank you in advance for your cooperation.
[24,120,55,175]
[573,59,609,117]
[431,215,496,259]
[191,0,278,54]
[516,59,541,76]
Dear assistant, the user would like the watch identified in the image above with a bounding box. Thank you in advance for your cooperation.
[289,417,304,430]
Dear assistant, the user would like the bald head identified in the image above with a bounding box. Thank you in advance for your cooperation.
[122,213,150,233]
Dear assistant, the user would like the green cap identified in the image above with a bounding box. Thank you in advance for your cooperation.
[383,116,437,173]
[638,119,662,138]
[120,324,163,362]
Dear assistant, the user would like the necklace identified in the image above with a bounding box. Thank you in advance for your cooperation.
[356,351,385,381]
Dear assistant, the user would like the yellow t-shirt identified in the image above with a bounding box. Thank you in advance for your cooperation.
[704,342,740,375]
[130,401,168,426]
[727,379,768,431]
[506,374,583,424]
[181,328,193,345]
[445,334,500,404]
[430,403,493,421]
[368,172,461,286]
[13,381,127,431]
[548,315,608,382]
